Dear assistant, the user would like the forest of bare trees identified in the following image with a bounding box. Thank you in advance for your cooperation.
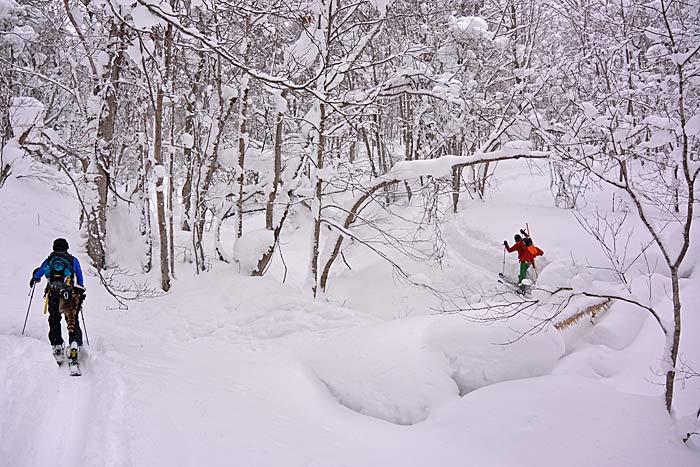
[2,0,698,413]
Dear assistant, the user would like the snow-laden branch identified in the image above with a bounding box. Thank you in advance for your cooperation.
[377,149,549,183]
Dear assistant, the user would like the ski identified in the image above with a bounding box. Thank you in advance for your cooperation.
[498,273,530,296]
[68,359,81,377]
[52,345,65,366]
[67,343,81,377]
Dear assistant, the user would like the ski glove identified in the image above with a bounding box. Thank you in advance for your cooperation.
[29,277,38,288]
[503,240,508,246]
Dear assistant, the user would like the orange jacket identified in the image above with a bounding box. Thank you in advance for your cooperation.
[506,241,543,263]
[506,240,527,261]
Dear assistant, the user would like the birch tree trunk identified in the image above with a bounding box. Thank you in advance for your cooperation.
[266,89,288,231]
[152,23,174,292]
[88,20,125,270]
[309,100,326,298]
[236,77,250,239]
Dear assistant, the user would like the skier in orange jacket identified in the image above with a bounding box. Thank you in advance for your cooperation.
[504,232,543,284]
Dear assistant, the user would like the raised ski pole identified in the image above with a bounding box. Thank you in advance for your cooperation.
[22,283,36,336]
[502,246,506,275]
[526,222,539,282]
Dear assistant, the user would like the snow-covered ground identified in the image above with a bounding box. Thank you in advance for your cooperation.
[1,160,698,466]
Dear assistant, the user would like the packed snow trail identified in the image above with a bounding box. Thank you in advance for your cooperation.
[0,334,129,467]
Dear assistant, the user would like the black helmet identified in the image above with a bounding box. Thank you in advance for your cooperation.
[53,238,69,252]
[514,234,522,242]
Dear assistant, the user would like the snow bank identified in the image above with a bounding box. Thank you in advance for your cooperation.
[302,314,564,425]
[424,316,564,395]
[304,316,458,425]
[0,139,27,175]
[426,374,698,467]
[536,259,578,289]
[233,229,274,274]
[9,96,44,135]
[587,301,647,351]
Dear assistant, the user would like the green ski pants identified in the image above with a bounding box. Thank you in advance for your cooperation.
[518,261,531,283]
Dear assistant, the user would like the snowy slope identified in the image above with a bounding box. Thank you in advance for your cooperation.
[1,161,699,467]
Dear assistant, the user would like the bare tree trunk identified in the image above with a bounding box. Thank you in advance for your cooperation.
[192,94,236,271]
[88,20,124,270]
[169,48,177,277]
[360,127,377,177]
[310,100,326,298]
[452,166,461,213]
[152,23,174,292]
[236,79,249,239]
[666,269,682,412]
[181,49,206,233]
[266,89,288,230]
[168,144,176,277]
[181,116,194,233]
[154,85,171,291]
[181,158,193,231]
[235,17,251,240]
[138,128,153,273]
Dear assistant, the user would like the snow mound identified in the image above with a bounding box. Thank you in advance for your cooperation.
[425,316,564,395]
[587,301,647,350]
[302,314,564,425]
[426,374,699,467]
[233,229,274,275]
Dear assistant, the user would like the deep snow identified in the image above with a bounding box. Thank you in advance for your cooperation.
[1,158,698,467]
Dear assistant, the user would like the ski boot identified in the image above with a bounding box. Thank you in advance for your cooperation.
[52,344,66,366]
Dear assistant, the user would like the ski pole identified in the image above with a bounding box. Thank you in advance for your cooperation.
[22,283,36,336]
[80,307,90,346]
[502,246,506,275]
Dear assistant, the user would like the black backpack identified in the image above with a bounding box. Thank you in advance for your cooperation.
[43,251,74,295]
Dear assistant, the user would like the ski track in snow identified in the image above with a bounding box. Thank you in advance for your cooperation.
[0,334,129,467]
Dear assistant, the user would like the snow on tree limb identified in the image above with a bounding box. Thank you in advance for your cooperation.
[377,149,550,184]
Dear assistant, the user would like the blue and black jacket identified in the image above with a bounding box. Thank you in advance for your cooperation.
[33,253,84,287]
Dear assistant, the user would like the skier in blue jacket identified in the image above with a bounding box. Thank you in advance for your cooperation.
[29,238,86,364]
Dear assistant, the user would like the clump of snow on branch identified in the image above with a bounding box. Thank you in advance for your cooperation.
[0,0,19,18]
[9,97,44,136]
[448,15,489,39]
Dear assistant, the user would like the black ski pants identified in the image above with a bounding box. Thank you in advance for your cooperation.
[47,292,83,347]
